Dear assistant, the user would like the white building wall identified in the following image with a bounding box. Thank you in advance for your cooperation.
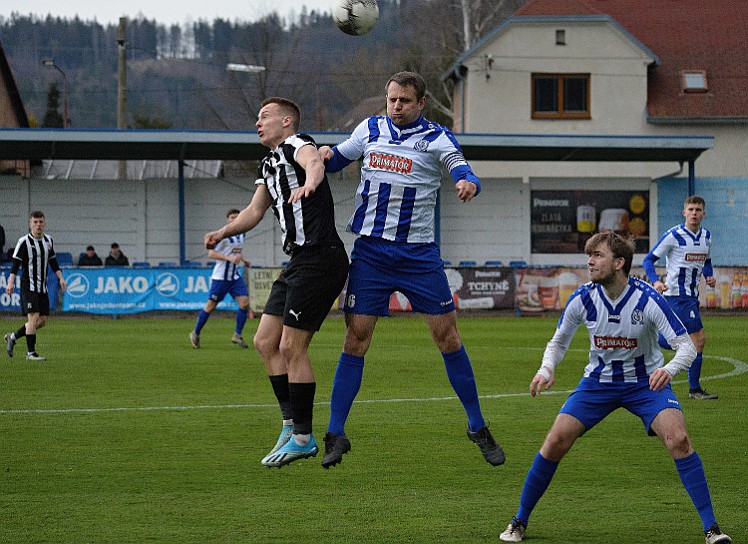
[440,177,527,265]
[0,174,356,268]
[464,21,654,135]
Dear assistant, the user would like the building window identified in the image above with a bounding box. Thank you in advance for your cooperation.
[555,29,566,45]
[682,70,708,93]
[532,73,591,119]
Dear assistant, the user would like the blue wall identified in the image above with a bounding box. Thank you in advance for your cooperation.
[658,177,748,266]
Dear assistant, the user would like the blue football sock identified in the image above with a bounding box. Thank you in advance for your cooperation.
[235,308,249,335]
[516,452,559,525]
[327,352,364,436]
[194,310,210,334]
[688,353,703,390]
[675,452,716,532]
[443,345,485,432]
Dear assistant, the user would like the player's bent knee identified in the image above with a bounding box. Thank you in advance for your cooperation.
[665,432,692,457]
[253,333,276,357]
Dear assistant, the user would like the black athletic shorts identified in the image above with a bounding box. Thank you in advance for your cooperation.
[20,290,51,316]
[263,244,349,331]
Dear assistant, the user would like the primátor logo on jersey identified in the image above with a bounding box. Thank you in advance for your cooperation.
[593,336,638,349]
[369,152,413,174]
[685,253,707,262]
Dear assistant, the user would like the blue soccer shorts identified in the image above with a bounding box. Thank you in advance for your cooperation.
[343,236,455,317]
[559,377,683,436]
[208,277,248,303]
[664,295,703,334]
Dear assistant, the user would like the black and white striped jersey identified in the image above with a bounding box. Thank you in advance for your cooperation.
[256,133,343,255]
[11,233,59,294]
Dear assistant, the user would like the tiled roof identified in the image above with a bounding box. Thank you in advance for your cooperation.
[515,0,748,119]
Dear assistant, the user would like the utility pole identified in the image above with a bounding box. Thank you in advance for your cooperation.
[118,17,128,180]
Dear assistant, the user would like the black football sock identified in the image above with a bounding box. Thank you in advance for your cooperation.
[26,334,37,353]
[288,381,316,436]
[269,374,293,421]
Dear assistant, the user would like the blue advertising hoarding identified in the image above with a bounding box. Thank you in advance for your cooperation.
[0,267,236,314]
[62,267,236,314]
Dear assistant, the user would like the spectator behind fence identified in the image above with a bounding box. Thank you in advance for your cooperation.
[104,243,129,267]
[78,245,103,267]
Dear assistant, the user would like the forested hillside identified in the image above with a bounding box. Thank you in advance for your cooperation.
[1,0,525,131]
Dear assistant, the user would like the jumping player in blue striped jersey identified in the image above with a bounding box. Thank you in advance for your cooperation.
[189,209,252,350]
[643,195,717,400]
[499,232,731,544]
[318,71,505,469]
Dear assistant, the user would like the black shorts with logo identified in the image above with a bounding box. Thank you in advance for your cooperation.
[20,290,51,316]
[264,244,349,331]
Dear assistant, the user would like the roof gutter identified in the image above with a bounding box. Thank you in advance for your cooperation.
[648,116,748,125]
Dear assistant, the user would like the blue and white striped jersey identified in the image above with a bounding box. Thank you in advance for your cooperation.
[211,233,246,281]
[548,278,688,384]
[333,115,477,243]
[644,224,712,298]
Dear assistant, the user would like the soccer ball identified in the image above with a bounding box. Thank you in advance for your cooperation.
[333,0,379,36]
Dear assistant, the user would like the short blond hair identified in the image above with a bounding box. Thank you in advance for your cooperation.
[260,97,301,131]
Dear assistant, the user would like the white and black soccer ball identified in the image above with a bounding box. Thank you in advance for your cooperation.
[333,0,379,36]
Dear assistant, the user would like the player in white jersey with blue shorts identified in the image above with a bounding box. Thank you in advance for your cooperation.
[189,209,251,349]
[499,232,731,544]
[643,195,717,399]
[318,71,505,469]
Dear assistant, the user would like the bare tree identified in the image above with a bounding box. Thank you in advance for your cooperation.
[199,14,305,130]
[398,0,527,124]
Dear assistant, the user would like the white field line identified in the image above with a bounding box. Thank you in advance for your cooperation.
[1,355,746,416]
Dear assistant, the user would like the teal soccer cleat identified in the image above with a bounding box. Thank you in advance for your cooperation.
[262,433,318,468]
[262,424,294,461]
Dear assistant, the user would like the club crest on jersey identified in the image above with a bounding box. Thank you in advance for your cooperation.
[414,140,429,152]
[369,152,413,174]
[631,308,644,325]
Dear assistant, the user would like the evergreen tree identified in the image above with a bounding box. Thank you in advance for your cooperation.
[42,81,65,128]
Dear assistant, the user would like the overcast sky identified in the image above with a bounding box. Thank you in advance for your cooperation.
[3,0,339,26]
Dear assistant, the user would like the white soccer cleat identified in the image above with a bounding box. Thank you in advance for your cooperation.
[499,517,526,542]
[5,333,15,357]
[231,333,248,349]
[705,524,732,544]
[26,352,47,361]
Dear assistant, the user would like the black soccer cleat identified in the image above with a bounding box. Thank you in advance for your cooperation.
[321,432,352,469]
[467,425,506,466]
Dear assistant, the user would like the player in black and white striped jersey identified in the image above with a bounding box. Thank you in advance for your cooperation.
[204,97,349,468]
[4,211,67,361]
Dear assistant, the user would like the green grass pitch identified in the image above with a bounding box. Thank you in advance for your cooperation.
[1,314,746,543]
